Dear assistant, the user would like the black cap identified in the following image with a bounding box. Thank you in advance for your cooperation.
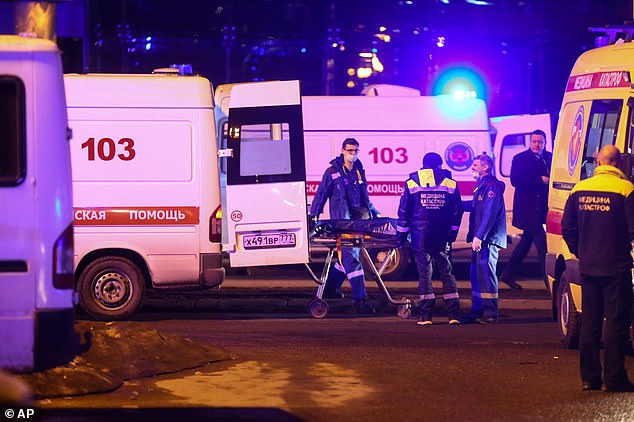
[422,152,443,169]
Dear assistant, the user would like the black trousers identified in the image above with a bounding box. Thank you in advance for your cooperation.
[499,226,547,287]
[580,271,633,388]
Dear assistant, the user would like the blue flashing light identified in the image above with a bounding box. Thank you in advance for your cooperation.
[371,48,378,53]
[145,43,152,51]
[146,36,152,41]
[300,47,307,53]
[431,66,488,101]
[437,95,482,119]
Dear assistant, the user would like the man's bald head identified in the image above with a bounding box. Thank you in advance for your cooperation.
[597,145,621,167]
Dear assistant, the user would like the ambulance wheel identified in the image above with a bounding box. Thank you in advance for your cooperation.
[309,298,329,319]
[371,247,409,280]
[78,256,145,321]
[557,271,580,349]
[397,304,412,319]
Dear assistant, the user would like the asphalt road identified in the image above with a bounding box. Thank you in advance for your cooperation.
[28,266,634,422]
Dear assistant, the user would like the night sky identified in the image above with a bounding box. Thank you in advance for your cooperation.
[29,0,634,116]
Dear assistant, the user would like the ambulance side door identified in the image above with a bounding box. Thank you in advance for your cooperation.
[492,114,552,235]
[221,80,309,267]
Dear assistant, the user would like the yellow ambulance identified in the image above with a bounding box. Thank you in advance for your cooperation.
[546,35,634,349]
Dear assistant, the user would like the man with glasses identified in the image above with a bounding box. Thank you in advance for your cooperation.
[310,138,381,313]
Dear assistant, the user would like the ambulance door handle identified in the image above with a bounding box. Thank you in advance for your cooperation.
[218,149,234,158]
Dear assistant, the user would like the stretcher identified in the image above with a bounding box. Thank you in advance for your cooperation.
[304,218,413,319]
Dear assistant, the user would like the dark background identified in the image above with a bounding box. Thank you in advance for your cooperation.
[1,0,631,117]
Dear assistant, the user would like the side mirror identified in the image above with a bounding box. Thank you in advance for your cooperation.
[620,152,633,180]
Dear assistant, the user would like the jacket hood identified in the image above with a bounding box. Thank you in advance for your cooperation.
[594,165,627,180]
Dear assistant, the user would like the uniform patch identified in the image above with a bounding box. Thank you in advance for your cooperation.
[568,105,584,176]
[487,191,494,198]
[445,142,474,172]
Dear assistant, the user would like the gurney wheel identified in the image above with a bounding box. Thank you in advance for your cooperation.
[397,304,412,319]
[309,298,329,319]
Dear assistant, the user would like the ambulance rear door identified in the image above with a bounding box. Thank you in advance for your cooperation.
[491,113,552,236]
[221,80,309,267]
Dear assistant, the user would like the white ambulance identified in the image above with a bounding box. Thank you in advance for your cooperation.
[215,84,551,278]
[546,35,634,349]
[0,35,77,371]
[66,72,308,320]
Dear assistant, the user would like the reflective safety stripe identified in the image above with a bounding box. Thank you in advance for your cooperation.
[347,269,364,279]
[419,294,436,300]
[408,184,454,194]
[440,178,457,194]
[334,262,346,273]
[473,292,499,299]
[417,169,436,188]
[397,225,409,232]
[443,292,459,300]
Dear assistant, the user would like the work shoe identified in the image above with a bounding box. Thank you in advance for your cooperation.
[500,279,523,290]
[417,318,432,326]
[354,298,376,314]
[476,316,498,324]
[448,319,461,325]
[460,313,482,324]
[602,381,634,392]
[582,381,601,391]
[323,289,344,299]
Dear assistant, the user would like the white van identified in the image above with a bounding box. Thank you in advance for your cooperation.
[65,73,308,320]
[546,34,634,348]
[0,35,77,371]
[216,84,551,278]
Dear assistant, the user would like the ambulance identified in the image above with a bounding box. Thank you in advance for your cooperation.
[215,84,551,278]
[0,35,78,371]
[65,72,308,320]
[546,34,634,349]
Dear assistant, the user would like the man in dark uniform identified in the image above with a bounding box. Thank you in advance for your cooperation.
[562,145,634,392]
[310,138,381,314]
[500,129,552,290]
[464,154,507,324]
[397,152,464,325]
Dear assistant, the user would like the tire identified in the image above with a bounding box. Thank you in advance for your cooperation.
[370,247,409,280]
[77,256,145,321]
[557,271,581,349]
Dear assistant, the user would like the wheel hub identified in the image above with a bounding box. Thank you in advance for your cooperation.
[94,272,132,309]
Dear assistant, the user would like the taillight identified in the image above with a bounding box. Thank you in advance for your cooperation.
[53,223,74,289]
[209,204,222,243]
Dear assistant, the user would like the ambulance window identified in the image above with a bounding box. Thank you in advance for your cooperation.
[499,133,529,177]
[226,104,305,185]
[239,123,291,176]
[580,99,622,180]
[0,77,26,186]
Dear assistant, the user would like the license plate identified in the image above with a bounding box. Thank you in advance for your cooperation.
[242,232,296,250]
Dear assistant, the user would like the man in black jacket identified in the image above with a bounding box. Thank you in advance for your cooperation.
[397,152,463,325]
[499,129,552,290]
[562,145,634,392]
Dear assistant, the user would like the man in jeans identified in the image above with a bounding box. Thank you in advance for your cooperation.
[397,152,463,325]
[310,138,381,314]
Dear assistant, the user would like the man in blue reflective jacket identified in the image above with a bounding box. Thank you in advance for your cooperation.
[397,152,463,325]
[310,138,380,313]
[463,154,507,324]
